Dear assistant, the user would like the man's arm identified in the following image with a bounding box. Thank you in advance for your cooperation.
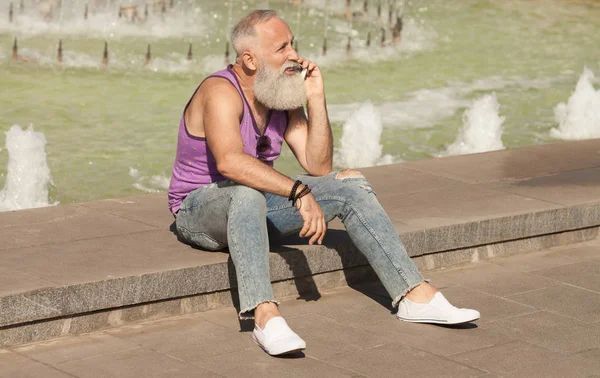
[284,59,333,177]
[202,80,296,197]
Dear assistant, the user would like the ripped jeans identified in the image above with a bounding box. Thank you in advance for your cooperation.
[175,170,425,319]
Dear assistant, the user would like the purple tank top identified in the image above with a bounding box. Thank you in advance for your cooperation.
[168,65,289,214]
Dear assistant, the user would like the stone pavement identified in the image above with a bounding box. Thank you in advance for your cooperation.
[3,238,600,378]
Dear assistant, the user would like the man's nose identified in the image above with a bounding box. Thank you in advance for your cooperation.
[287,44,299,61]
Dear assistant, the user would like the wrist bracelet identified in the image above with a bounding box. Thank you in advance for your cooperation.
[296,186,311,200]
[289,180,302,201]
[292,184,311,206]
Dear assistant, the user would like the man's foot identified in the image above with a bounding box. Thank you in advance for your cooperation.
[252,316,306,356]
[397,292,480,325]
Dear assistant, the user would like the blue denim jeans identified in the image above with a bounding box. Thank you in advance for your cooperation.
[175,171,425,319]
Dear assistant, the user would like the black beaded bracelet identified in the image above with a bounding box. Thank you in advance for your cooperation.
[292,185,311,206]
[289,180,302,201]
[292,184,311,206]
[296,184,311,199]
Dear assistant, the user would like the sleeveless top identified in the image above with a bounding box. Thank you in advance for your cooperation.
[168,65,289,214]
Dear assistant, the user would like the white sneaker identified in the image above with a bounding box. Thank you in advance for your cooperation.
[397,292,480,325]
[252,316,306,356]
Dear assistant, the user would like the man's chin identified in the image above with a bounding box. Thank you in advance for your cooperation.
[255,92,306,111]
[259,100,306,111]
[254,75,306,111]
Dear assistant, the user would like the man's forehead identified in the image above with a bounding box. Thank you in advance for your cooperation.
[257,17,293,45]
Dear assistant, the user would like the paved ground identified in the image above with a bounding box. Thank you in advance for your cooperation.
[2,238,599,377]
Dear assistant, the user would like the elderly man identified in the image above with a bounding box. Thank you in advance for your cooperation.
[168,10,479,356]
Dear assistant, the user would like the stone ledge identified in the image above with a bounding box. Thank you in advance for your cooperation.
[1,226,598,347]
[1,202,598,328]
[0,203,600,327]
[401,202,600,257]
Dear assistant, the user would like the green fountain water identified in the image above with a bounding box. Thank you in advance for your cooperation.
[1,0,599,208]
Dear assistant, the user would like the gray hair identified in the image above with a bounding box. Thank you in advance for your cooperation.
[231,10,278,57]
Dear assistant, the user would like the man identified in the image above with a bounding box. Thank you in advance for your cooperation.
[168,10,480,356]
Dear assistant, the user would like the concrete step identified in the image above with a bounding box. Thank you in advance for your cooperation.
[1,139,600,346]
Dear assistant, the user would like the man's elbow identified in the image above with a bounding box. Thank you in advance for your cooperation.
[216,158,236,178]
[308,165,333,177]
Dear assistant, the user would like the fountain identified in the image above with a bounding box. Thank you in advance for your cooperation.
[145,43,150,64]
[57,38,62,63]
[334,102,393,168]
[101,40,108,65]
[0,125,55,211]
[551,68,600,140]
[11,35,16,59]
[1,0,598,211]
[444,93,505,156]
[186,42,192,60]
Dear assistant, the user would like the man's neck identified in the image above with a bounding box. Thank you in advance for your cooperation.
[231,64,269,115]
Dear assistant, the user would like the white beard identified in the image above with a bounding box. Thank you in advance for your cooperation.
[253,61,307,111]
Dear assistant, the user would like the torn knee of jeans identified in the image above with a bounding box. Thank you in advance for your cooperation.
[335,169,365,180]
[336,169,375,194]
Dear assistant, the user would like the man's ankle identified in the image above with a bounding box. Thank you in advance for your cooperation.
[404,282,438,304]
[254,302,281,329]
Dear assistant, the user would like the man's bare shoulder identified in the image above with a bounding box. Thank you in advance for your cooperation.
[189,77,241,119]
[199,77,239,101]
[185,76,243,137]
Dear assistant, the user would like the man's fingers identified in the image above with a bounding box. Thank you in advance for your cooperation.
[308,214,327,246]
[306,218,318,242]
[297,58,316,71]
[309,218,322,245]
[299,221,310,238]
[302,215,320,243]
[299,217,311,237]
[297,195,326,244]
[318,218,327,245]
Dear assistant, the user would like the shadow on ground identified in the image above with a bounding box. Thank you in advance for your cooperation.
[169,222,392,332]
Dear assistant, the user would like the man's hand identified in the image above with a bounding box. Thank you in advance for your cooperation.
[296,191,327,245]
[297,57,324,101]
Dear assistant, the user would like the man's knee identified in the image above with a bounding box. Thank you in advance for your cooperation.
[334,169,375,195]
[335,169,365,180]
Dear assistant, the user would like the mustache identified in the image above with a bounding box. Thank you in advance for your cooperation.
[281,61,302,73]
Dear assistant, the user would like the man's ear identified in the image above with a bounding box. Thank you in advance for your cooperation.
[241,51,258,72]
